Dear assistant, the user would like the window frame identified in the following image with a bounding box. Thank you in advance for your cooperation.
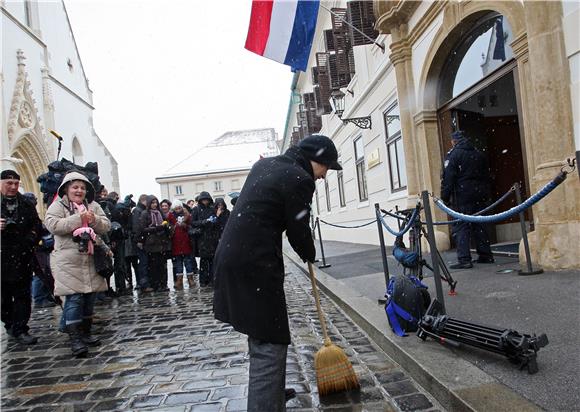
[214,181,223,192]
[354,136,368,201]
[384,103,407,192]
[337,170,346,208]
[175,185,183,195]
[324,178,331,212]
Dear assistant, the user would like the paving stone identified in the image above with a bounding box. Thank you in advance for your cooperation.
[89,387,123,400]
[22,393,60,405]
[92,398,130,411]
[190,402,224,411]
[225,398,246,411]
[384,380,419,397]
[151,381,184,394]
[396,393,434,411]
[119,383,153,397]
[56,390,92,403]
[375,370,408,385]
[211,386,245,401]
[130,394,165,408]
[165,390,210,405]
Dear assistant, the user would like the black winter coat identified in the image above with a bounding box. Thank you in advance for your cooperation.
[1,193,41,282]
[191,203,221,258]
[441,138,491,209]
[213,146,316,344]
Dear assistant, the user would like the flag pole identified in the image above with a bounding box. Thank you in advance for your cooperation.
[319,4,385,52]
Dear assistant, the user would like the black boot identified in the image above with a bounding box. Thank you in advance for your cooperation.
[66,323,88,357]
[80,318,100,346]
[13,331,38,345]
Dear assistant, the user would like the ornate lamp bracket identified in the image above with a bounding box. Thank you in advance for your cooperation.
[342,116,372,129]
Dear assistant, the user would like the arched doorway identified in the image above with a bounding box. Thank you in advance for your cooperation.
[436,12,528,248]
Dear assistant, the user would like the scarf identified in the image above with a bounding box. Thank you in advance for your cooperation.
[149,209,163,227]
[72,202,96,255]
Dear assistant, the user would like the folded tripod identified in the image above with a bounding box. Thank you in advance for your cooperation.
[418,300,549,374]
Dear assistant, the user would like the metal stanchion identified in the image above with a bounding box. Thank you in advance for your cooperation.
[311,215,320,263]
[421,191,446,314]
[315,217,331,269]
[514,183,543,276]
[375,203,390,305]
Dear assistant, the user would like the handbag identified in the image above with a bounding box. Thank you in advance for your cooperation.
[93,243,114,277]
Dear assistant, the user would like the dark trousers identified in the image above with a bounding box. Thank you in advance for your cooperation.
[147,252,166,291]
[125,256,138,287]
[199,257,214,286]
[113,243,128,293]
[137,248,150,288]
[247,337,288,412]
[452,204,493,263]
[1,278,32,336]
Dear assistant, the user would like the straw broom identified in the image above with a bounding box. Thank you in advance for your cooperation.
[307,262,359,396]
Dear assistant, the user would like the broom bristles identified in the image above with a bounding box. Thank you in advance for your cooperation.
[315,341,360,396]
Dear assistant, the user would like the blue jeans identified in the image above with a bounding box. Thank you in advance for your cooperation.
[63,293,97,325]
[137,247,151,288]
[247,337,288,412]
[172,255,195,275]
[31,276,52,305]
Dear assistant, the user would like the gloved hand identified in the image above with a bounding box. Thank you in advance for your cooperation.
[206,216,217,224]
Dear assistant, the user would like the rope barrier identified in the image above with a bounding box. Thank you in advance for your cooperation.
[318,214,385,229]
[378,207,419,237]
[434,171,568,224]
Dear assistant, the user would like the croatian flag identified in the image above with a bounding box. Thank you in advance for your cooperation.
[245,0,320,72]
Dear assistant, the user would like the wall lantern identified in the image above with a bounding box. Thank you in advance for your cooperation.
[330,90,372,129]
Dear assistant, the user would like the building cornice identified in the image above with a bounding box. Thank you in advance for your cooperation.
[1,6,47,48]
[156,168,252,183]
[375,1,421,35]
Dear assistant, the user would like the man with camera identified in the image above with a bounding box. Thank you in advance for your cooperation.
[1,170,41,344]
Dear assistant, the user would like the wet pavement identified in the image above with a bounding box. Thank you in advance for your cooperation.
[1,260,443,412]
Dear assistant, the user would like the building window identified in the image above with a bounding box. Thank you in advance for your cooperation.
[354,137,368,201]
[196,183,204,193]
[384,103,407,191]
[214,181,223,192]
[175,185,183,195]
[324,179,331,212]
[24,0,32,27]
[72,137,83,165]
[231,179,240,190]
[337,170,346,207]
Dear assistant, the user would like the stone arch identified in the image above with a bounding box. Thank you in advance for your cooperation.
[417,2,526,113]
[72,136,84,165]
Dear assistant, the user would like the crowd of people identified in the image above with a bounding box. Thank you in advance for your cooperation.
[1,167,234,355]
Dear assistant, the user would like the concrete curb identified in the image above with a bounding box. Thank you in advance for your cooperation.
[284,250,541,412]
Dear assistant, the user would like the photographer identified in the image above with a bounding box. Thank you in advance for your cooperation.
[45,172,111,357]
[166,200,193,290]
[190,192,218,287]
[1,170,41,345]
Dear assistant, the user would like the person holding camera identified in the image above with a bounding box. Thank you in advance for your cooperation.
[166,199,194,290]
[137,196,171,292]
[190,192,219,287]
[45,172,111,357]
[1,170,41,345]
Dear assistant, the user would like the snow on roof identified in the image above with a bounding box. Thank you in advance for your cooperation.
[161,128,279,178]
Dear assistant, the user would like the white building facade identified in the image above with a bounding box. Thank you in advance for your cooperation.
[282,1,580,269]
[1,0,119,211]
[156,128,279,204]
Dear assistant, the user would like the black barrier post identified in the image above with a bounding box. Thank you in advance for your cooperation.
[421,191,446,314]
[375,203,390,305]
[514,183,543,276]
[315,217,331,269]
[311,215,320,262]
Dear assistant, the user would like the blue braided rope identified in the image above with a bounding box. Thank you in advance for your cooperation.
[378,207,419,237]
[434,172,567,224]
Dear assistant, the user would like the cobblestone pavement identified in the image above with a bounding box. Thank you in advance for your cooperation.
[1,260,443,412]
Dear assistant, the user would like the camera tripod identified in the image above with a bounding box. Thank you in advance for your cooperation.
[389,205,457,295]
[418,299,549,374]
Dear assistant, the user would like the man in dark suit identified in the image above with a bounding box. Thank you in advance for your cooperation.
[214,135,342,412]
[441,131,494,269]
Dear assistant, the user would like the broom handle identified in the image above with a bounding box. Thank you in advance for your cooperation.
[308,262,331,344]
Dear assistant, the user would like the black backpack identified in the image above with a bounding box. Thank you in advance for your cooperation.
[385,275,431,336]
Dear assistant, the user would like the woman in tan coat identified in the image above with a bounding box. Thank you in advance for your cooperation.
[45,172,110,357]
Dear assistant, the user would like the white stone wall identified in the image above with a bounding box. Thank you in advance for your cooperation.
[157,170,250,205]
[562,1,580,151]
[1,1,119,193]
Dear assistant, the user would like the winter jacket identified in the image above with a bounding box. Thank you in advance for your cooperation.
[191,199,220,259]
[167,211,192,256]
[44,172,111,296]
[441,138,491,209]
[126,203,145,257]
[1,192,41,282]
[213,145,316,344]
[137,196,171,254]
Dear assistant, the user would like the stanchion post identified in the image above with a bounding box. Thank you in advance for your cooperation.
[514,183,543,276]
[311,216,320,263]
[375,203,390,305]
[316,217,331,269]
[421,191,446,314]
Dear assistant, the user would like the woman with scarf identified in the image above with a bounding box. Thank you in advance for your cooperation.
[166,199,194,290]
[138,196,171,291]
[45,172,111,357]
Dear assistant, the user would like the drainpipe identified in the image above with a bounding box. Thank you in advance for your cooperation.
[281,72,300,152]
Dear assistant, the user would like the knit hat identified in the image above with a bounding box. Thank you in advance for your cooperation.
[1,170,20,180]
[297,135,342,170]
[171,199,183,210]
